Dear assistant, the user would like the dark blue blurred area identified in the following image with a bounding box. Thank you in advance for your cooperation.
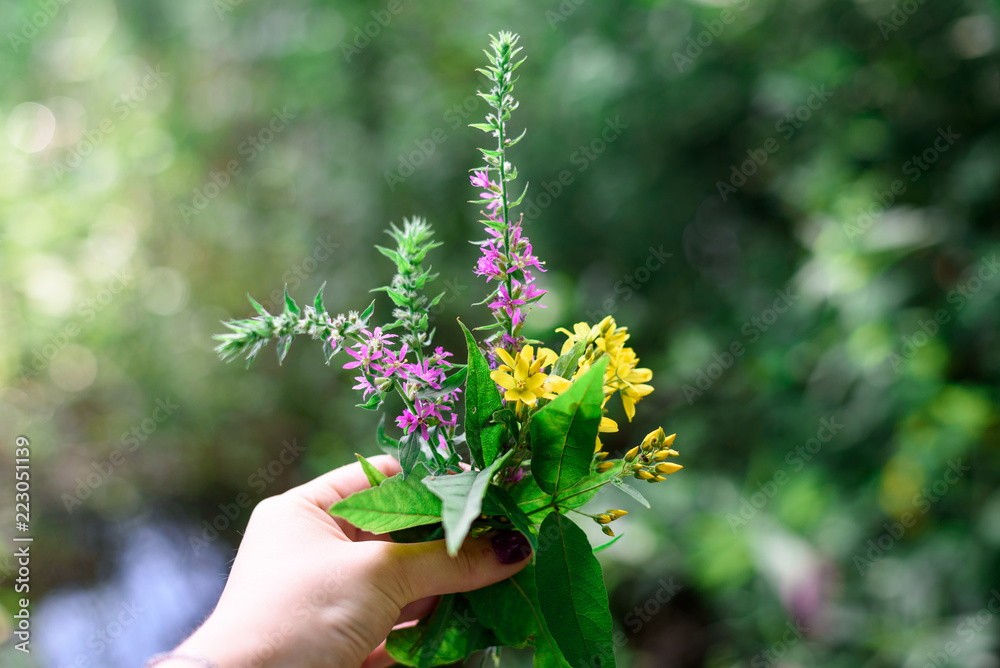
[1,0,998,666]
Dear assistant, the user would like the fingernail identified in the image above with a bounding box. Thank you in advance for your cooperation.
[491,530,531,564]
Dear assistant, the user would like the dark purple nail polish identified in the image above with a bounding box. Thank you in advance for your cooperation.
[491,530,532,564]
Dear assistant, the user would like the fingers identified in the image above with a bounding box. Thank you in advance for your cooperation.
[397,595,439,623]
[361,642,396,668]
[382,535,531,603]
[290,455,402,510]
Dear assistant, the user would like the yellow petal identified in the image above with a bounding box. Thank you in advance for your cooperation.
[490,370,517,390]
[599,416,619,433]
[525,373,547,390]
[495,348,517,370]
[622,394,636,421]
[539,347,559,367]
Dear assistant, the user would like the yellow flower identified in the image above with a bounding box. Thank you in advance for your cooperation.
[491,345,549,406]
[595,415,618,453]
[543,374,573,399]
[606,347,653,421]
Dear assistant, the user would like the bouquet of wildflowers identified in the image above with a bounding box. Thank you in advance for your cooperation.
[215,32,682,668]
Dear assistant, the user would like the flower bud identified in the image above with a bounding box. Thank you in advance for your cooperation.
[595,514,612,524]
[596,461,616,473]
[651,475,667,482]
[635,470,655,480]
[594,451,609,461]
[655,462,683,475]
[662,433,676,447]
[601,525,615,537]
[652,449,679,461]
[607,510,628,520]
[624,446,641,462]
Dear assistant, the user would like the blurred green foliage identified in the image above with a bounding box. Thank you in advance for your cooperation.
[1,0,999,666]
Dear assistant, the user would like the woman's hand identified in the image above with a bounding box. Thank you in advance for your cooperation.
[166,456,532,668]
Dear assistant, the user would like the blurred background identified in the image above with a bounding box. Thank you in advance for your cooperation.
[1,0,999,666]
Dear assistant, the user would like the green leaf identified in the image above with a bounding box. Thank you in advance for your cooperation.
[469,122,498,134]
[458,319,504,468]
[284,285,300,317]
[482,485,538,554]
[398,431,422,478]
[356,453,387,487]
[529,359,608,495]
[536,513,616,668]
[386,289,409,307]
[313,282,327,314]
[359,298,376,324]
[387,595,497,668]
[356,392,383,411]
[276,335,292,364]
[610,478,651,509]
[592,533,624,554]
[512,463,620,515]
[376,415,398,455]
[247,293,269,316]
[328,469,441,534]
[467,565,553,652]
[551,340,586,379]
[423,450,513,555]
[417,366,468,401]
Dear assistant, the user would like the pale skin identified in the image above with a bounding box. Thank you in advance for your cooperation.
[160,456,531,668]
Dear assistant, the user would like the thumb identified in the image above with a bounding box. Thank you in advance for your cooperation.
[385,531,532,602]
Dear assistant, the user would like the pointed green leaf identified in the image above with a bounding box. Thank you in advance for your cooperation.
[356,392,383,411]
[610,478,651,509]
[284,285,299,317]
[356,453,388,487]
[423,450,513,555]
[359,298,376,324]
[458,319,504,468]
[416,366,468,400]
[247,293,269,316]
[313,282,327,314]
[398,431,422,478]
[529,359,609,495]
[536,513,616,668]
[592,533,625,554]
[277,335,292,364]
[376,415,398,455]
[328,470,441,534]
[551,340,586,379]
